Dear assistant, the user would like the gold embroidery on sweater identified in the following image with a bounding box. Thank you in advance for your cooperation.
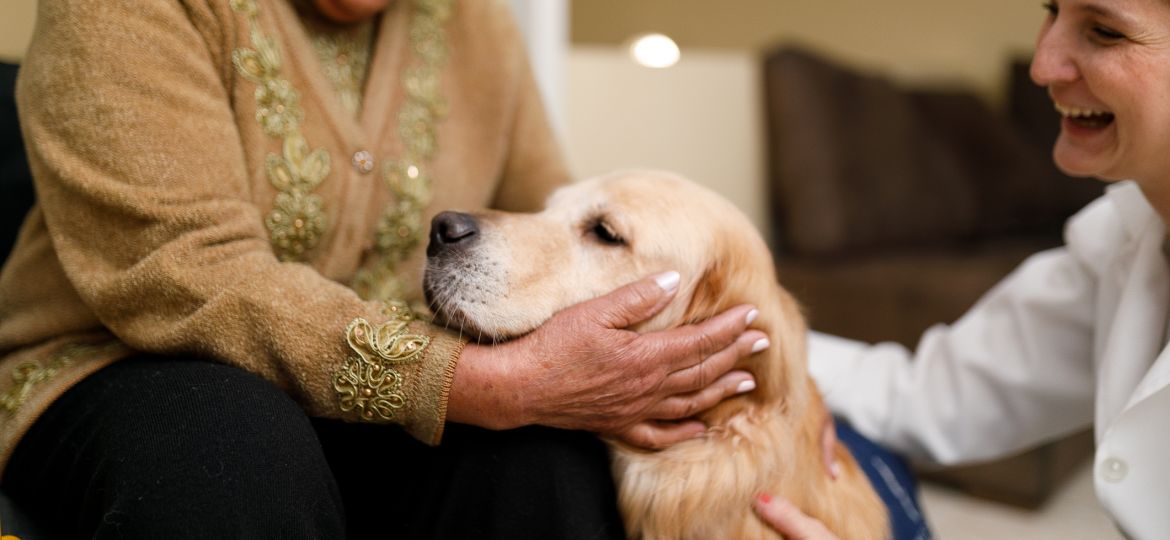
[231,0,330,261]
[308,21,374,117]
[352,0,452,303]
[265,133,330,259]
[333,301,430,421]
[0,342,126,415]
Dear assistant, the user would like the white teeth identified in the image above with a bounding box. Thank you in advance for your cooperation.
[1054,102,1111,119]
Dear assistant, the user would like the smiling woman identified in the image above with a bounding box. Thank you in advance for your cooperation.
[800,0,1170,539]
[1032,0,1170,192]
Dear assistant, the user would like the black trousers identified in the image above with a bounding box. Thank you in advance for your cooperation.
[2,355,624,539]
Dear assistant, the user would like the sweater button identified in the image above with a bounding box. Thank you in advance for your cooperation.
[1100,457,1128,483]
[352,150,375,174]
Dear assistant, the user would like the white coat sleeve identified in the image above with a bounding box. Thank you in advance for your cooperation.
[807,201,1112,465]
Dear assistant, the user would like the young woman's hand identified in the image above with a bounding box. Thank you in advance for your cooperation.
[753,494,841,540]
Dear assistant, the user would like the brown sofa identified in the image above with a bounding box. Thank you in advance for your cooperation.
[763,47,1099,508]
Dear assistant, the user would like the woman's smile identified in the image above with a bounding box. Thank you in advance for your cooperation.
[1053,101,1115,130]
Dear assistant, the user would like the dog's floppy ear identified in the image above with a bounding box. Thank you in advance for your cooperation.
[682,229,758,325]
[683,259,731,326]
[681,222,760,325]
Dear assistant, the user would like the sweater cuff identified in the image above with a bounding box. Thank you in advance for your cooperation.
[331,301,465,445]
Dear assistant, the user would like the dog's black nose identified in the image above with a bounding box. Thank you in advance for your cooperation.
[428,211,480,256]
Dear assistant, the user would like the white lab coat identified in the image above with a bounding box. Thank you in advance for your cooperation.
[809,181,1170,539]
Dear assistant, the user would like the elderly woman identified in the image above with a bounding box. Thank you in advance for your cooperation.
[0,0,765,537]
[758,0,1170,538]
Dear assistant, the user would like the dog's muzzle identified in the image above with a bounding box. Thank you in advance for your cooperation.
[427,211,480,257]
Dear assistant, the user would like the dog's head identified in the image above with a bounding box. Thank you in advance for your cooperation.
[425,170,885,539]
[424,169,809,406]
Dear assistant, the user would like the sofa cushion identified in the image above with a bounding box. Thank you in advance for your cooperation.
[765,48,977,255]
[763,48,1099,256]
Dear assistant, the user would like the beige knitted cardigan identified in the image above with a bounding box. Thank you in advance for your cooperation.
[0,0,568,472]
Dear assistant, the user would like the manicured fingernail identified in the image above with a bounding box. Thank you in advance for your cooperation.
[654,271,680,293]
[736,379,756,394]
[830,461,842,480]
[757,493,772,504]
[751,337,770,353]
[745,308,759,325]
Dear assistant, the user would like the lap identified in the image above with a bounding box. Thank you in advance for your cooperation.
[3,354,623,540]
[836,418,934,540]
[3,354,343,538]
[314,419,623,539]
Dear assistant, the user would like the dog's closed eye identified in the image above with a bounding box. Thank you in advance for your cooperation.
[586,217,627,247]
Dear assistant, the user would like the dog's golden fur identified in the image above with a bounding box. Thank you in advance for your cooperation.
[425,170,888,540]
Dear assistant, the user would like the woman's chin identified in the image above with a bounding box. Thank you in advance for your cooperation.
[313,0,391,23]
[1051,120,1127,180]
[1053,144,1114,180]
[1053,158,1097,179]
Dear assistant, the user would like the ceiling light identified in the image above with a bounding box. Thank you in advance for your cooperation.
[629,33,680,69]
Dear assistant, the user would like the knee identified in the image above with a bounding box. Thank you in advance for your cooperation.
[85,358,345,536]
[98,357,324,470]
[438,426,624,538]
[451,425,615,487]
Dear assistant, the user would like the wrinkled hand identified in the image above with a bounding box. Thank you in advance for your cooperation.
[754,494,841,540]
[448,271,768,449]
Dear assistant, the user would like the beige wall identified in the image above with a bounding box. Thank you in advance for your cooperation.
[572,0,1046,105]
[0,0,36,62]
[566,47,769,236]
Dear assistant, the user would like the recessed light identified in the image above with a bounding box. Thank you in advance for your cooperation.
[629,33,680,69]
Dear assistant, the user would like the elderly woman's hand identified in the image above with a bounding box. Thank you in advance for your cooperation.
[448,272,767,449]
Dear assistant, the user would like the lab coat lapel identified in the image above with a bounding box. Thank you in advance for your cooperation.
[1097,220,1169,431]
[1127,342,1170,412]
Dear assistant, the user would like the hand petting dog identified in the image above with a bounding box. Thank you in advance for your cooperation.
[447,272,766,450]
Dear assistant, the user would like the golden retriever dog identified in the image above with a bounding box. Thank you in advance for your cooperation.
[423,170,888,540]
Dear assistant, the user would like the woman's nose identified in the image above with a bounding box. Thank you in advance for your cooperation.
[1030,22,1079,87]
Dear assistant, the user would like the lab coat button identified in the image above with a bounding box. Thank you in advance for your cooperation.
[1100,457,1128,483]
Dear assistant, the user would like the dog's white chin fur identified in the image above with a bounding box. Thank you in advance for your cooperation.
[424,267,559,343]
[423,241,555,342]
